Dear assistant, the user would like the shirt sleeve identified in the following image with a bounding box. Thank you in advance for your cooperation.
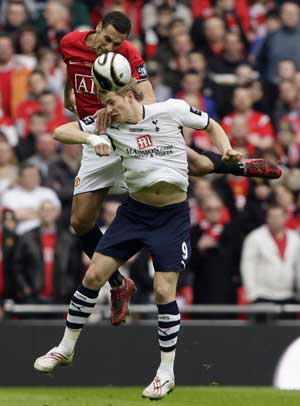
[78,116,97,134]
[170,99,210,130]
[124,41,148,82]
[59,32,72,62]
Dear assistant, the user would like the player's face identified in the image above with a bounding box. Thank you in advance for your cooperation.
[100,91,131,123]
[94,23,127,55]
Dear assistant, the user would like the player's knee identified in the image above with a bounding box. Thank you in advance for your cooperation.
[83,265,106,290]
[71,212,95,235]
[154,284,173,304]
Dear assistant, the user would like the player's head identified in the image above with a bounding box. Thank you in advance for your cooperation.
[93,11,131,55]
[98,78,143,123]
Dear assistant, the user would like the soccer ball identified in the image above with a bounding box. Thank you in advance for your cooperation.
[92,52,131,91]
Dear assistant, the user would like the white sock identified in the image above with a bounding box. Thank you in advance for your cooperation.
[157,350,176,378]
[57,327,81,356]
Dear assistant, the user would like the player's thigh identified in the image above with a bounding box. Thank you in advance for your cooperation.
[149,201,191,273]
[153,271,179,304]
[71,188,109,228]
[83,252,124,289]
[95,198,143,262]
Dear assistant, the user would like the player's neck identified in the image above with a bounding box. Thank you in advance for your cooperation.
[126,103,144,124]
[85,33,98,52]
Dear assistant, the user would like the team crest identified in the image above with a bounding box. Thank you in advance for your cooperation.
[74,177,81,187]
[136,135,153,149]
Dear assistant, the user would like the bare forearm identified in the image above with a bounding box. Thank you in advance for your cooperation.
[206,119,232,155]
[64,77,71,98]
[53,122,89,144]
[54,122,112,155]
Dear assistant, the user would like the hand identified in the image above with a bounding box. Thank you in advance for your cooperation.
[222,149,243,162]
[86,134,112,156]
[94,143,112,156]
[64,97,77,114]
[95,108,111,134]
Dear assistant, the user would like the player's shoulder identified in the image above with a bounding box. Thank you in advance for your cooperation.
[117,40,142,58]
[60,30,89,49]
[80,115,95,125]
[78,115,96,131]
[158,98,189,114]
[145,99,189,120]
[165,98,189,108]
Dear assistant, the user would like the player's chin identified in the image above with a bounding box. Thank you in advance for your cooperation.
[112,113,122,122]
[96,48,104,55]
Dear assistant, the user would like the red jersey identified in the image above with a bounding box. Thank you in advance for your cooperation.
[60,30,148,119]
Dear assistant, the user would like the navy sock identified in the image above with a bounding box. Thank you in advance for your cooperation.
[79,226,123,287]
[157,301,180,353]
[201,150,244,175]
[66,283,99,329]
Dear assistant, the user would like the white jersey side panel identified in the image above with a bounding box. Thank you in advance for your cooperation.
[79,99,209,193]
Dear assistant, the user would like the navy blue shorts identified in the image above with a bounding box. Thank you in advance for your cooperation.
[96,196,191,272]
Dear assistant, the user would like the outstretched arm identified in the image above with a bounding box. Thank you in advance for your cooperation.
[64,73,77,114]
[206,119,242,162]
[53,122,112,156]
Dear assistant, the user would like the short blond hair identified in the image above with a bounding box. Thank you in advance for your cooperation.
[99,78,144,101]
[115,78,144,101]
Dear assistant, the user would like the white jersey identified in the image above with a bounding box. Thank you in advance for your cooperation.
[79,99,209,193]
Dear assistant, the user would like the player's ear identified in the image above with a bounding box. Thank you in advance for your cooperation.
[96,22,102,33]
[127,91,134,103]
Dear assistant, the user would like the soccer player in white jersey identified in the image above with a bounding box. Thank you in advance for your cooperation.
[60,11,281,327]
[34,79,245,399]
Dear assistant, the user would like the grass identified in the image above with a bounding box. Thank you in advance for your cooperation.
[0,387,300,406]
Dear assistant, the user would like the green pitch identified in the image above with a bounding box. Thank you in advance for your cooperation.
[0,387,300,406]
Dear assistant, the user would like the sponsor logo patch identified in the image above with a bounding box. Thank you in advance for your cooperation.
[136,135,153,149]
[136,64,148,79]
[190,106,202,116]
[82,116,95,125]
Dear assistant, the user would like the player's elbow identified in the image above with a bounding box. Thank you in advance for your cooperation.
[53,126,64,141]
[205,118,217,134]
[53,122,76,142]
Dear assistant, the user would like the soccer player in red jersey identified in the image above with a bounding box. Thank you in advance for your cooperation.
[60,12,154,326]
[59,11,281,326]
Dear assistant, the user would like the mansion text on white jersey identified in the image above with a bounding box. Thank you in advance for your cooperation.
[79,99,209,193]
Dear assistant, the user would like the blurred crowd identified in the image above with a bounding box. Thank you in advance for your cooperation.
[1,0,300,320]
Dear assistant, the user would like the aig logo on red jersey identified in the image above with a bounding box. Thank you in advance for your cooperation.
[136,135,153,149]
[75,74,96,94]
